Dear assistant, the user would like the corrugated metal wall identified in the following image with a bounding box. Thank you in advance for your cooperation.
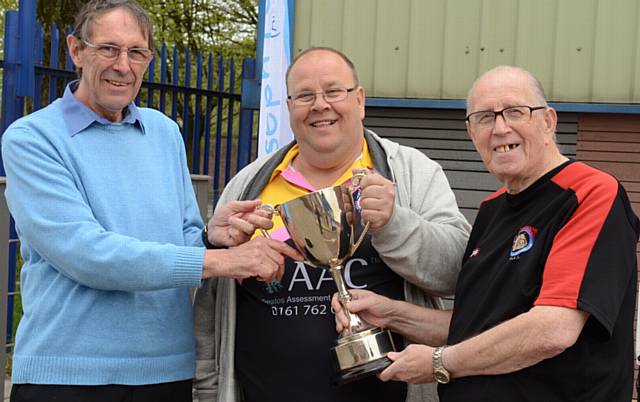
[364,107,577,223]
[294,0,640,103]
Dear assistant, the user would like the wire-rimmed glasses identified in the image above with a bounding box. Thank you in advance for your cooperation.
[82,40,153,64]
[288,87,357,107]
[466,106,546,129]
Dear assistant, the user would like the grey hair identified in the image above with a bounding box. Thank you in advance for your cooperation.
[285,47,359,92]
[72,0,154,51]
[466,65,549,112]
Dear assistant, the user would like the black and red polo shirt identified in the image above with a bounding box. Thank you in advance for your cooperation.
[441,160,640,402]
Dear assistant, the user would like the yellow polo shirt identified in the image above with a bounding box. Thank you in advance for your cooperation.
[257,141,373,241]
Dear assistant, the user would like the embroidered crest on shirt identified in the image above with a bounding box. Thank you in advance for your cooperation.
[510,226,537,258]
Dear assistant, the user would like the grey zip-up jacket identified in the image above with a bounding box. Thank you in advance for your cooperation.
[193,129,471,402]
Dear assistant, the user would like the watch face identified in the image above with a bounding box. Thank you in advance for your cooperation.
[434,370,450,384]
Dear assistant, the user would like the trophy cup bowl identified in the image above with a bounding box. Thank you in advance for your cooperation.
[261,176,397,385]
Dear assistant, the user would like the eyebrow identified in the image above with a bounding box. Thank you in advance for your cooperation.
[293,82,348,92]
[91,40,149,48]
[474,103,526,111]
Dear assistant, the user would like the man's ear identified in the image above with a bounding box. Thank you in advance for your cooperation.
[466,121,478,146]
[542,107,558,144]
[357,86,365,120]
[66,35,83,68]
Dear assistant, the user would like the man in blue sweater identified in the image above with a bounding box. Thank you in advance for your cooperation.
[1,1,300,401]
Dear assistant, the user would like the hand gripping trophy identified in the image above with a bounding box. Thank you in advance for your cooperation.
[262,173,396,384]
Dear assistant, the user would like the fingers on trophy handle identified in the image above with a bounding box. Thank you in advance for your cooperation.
[258,204,277,239]
[351,169,367,187]
[349,171,370,253]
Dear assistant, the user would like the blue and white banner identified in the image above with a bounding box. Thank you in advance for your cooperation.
[258,0,294,157]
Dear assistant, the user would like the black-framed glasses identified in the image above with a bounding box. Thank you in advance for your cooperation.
[287,87,357,107]
[82,40,152,64]
[466,106,546,129]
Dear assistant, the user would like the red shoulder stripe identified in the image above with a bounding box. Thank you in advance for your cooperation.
[483,187,507,203]
[535,163,618,308]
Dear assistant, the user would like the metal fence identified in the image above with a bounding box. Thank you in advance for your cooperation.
[1,2,260,393]
[1,177,7,397]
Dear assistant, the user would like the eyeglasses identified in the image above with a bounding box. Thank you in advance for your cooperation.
[466,106,546,129]
[287,87,357,107]
[82,40,152,64]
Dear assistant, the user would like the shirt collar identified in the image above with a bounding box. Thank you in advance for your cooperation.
[61,80,146,137]
[269,144,301,183]
[268,140,374,189]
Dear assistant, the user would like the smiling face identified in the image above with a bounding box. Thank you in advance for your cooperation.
[67,7,150,122]
[466,68,563,193]
[286,49,365,170]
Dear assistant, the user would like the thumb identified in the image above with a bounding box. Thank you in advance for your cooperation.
[386,351,401,362]
[344,298,366,314]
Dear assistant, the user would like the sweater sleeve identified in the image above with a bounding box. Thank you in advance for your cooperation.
[371,148,471,296]
[2,126,204,292]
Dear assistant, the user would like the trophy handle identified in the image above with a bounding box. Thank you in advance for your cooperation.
[350,170,366,187]
[350,221,370,255]
[348,171,370,255]
[259,203,318,268]
[258,204,278,239]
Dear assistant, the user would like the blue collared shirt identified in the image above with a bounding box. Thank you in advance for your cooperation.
[60,80,146,136]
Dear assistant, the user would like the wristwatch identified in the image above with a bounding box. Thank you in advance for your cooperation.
[202,225,225,249]
[432,346,451,384]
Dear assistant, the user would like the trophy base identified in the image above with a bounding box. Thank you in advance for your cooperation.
[331,355,393,385]
[330,327,396,385]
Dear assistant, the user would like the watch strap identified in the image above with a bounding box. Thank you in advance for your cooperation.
[202,226,226,249]
[433,345,451,384]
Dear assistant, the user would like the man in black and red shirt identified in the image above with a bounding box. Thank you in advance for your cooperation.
[333,65,640,402]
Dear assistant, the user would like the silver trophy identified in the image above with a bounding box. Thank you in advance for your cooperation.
[262,175,396,384]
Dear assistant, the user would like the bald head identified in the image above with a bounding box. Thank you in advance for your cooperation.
[463,65,564,194]
[466,66,548,112]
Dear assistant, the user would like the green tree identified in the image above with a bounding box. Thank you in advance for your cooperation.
[30,0,257,58]
[36,0,77,30]
[143,0,257,58]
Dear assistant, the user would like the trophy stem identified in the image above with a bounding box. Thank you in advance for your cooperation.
[329,266,368,335]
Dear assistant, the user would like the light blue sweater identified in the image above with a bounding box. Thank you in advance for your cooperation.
[1,85,206,385]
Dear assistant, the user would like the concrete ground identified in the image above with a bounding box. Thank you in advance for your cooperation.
[3,377,10,401]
